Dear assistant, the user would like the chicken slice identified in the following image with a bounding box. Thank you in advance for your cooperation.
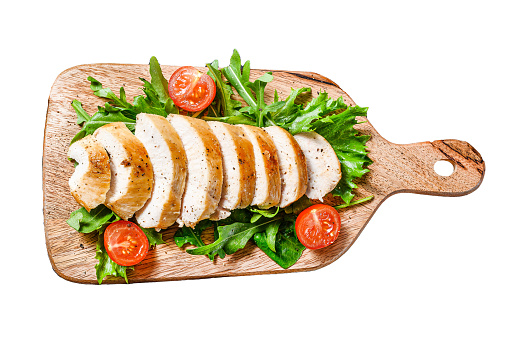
[239,124,281,209]
[134,114,187,229]
[208,121,256,220]
[166,114,223,227]
[68,135,111,211]
[294,131,342,201]
[93,122,153,220]
[263,126,308,208]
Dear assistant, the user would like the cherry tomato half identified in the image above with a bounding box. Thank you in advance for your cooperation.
[295,204,341,250]
[104,221,149,266]
[168,66,216,112]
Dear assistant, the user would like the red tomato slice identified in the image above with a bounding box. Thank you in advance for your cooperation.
[295,204,341,250]
[104,221,149,266]
[168,66,216,112]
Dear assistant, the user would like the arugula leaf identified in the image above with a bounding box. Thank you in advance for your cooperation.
[282,92,346,134]
[174,220,226,260]
[211,223,226,259]
[71,100,90,125]
[149,56,170,103]
[246,72,274,126]
[88,76,169,119]
[249,206,280,223]
[70,109,136,144]
[264,221,280,252]
[203,114,256,126]
[186,217,283,257]
[313,105,372,204]
[284,195,313,215]
[140,227,166,247]
[207,60,242,117]
[247,207,280,251]
[222,49,257,108]
[174,221,211,249]
[88,76,133,110]
[66,205,120,233]
[334,195,374,209]
[221,49,273,126]
[70,62,177,144]
[254,220,305,269]
[95,226,132,284]
[270,87,310,126]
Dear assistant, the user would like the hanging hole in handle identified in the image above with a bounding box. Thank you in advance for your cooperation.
[434,159,455,176]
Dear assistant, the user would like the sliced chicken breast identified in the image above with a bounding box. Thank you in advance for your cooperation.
[134,114,187,229]
[208,121,256,220]
[263,126,308,208]
[68,135,111,211]
[294,131,342,201]
[239,124,280,209]
[166,114,223,227]
[93,122,153,220]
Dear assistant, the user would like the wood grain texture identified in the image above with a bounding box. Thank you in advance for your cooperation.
[43,64,485,284]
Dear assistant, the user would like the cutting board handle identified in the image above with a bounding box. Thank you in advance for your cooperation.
[386,139,485,197]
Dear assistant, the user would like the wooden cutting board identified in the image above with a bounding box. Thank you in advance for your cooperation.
[43,64,485,284]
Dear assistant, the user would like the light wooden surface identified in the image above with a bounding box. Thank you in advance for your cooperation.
[43,64,485,284]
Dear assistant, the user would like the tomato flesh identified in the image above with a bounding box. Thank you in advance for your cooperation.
[295,204,341,250]
[168,66,216,112]
[104,221,149,266]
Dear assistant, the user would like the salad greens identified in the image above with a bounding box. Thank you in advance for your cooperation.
[95,224,133,284]
[205,51,372,204]
[67,205,120,234]
[66,49,372,283]
[253,219,306,269]
[174,208,305,268]
[67,205,164,284]
[70,58,176,145]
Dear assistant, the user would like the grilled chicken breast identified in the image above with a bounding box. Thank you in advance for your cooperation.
[208,121,256,220]
[263,126,308,208]
[134,114,187,229]
[294,131,342,201]
[93,122,153,220]
[239,124,281,209]
[68,135,111,211]
[166,114,223,227]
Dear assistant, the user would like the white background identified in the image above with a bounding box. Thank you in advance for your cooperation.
[1,1,509,336]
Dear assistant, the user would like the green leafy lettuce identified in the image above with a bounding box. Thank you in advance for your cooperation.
[174,220,226,260]
[206,60,242,117]
[186,217,282,257]
[253,218,305,269]
[313,105,372,204]
[70,56,176,144]
[174,208,305,268]
[67,205,120,233]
